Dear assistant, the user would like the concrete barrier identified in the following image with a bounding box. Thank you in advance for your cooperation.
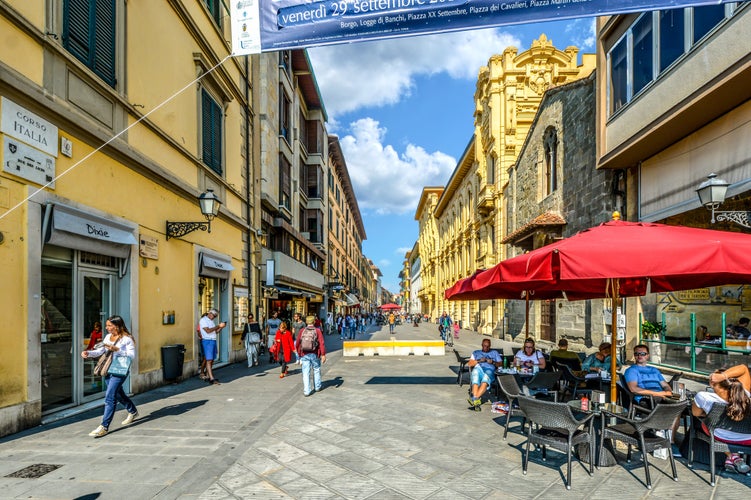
[342,339,445,357]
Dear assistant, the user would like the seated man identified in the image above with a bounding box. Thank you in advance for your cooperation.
[624,344,673,407]
[582,342,619,374]
[733,317,751,339]
[467,338,503,411]
[549,338,582,371]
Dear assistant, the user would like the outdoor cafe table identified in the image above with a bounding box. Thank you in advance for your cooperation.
[567,400,629,467]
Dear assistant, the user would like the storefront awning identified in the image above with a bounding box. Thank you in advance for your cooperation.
[200,253,234,279]
[345,293,360,306]
[44,203,137,259]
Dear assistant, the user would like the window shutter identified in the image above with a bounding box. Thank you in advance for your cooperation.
[93,0,116,87]
[63,0,116,88]
[202,89,222,174]
[62,0,90,64]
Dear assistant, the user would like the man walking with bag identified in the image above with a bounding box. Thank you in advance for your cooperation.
[296,315,326,397]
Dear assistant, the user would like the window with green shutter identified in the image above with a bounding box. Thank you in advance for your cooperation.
[204,0,223,26]
[201,89,223,174]
[62,0,116,88]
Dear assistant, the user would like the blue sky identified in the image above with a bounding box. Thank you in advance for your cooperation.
[308,18,596,293]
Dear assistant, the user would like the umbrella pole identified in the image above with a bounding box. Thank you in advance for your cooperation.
[610,280,619,403]
[525,293,530,338]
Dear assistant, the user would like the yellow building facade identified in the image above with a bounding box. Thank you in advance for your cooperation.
[415,187,443,319]
[419,36,595,335]
[0,1,257,435]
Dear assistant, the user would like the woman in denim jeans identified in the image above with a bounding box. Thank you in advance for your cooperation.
[81,315,138,437]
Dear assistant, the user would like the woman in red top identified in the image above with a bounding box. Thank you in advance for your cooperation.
[274,321,296,378]
[86,321,103,350]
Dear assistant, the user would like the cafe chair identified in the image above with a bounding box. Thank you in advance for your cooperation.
[516,396,595,490]
[598,401,690,489]
[497,374,527,439]
[524,371,561,402]
[687,402,751,485]
[556,363,592,401]
[550,355,582,372]
[616,373,655,418]
[453,349,470,386]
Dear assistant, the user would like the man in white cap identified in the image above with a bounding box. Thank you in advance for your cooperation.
[198,308,225,384]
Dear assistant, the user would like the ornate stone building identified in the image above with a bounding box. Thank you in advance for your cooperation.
[504,72,622,351]
[424,35,595,335]
[415,187,443,319]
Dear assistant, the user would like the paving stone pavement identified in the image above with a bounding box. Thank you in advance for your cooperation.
[0,320,749,499]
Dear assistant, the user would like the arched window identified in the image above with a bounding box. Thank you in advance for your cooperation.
[543,127,558,195]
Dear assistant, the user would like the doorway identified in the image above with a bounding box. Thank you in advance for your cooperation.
[41,247,118,413]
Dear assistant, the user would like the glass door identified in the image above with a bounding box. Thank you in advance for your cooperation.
[41,261,74,413]
[81,272,113,399]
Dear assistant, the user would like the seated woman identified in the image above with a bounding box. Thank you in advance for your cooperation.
[514,338,546,371]
[691,364,751,474]
[582,342,619,374]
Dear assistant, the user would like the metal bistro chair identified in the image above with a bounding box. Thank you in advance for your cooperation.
[599,401,690,489]
[453,349,470,386]
[497,374,528,439]
[517,396,595,490]
[688,402,751,485]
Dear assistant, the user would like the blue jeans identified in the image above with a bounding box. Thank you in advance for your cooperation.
[102,374,137,429]
[300,353,322,395]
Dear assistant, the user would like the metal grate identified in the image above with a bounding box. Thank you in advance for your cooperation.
[5,464,62,479]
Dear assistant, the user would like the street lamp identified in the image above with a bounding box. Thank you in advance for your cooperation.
[166,188,222,240]
[696,173,750,228]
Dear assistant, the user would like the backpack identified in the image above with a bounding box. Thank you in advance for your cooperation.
[299,325,319,352]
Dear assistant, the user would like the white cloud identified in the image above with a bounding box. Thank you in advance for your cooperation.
[309,28,521,117]
[565,18,597,51]
[378,258,391,268]
[339,118,456,215]
[395,247,412,255]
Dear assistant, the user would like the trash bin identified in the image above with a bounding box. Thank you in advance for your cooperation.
[161,344,185,380]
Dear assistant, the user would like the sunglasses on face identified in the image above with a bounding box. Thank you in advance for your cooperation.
[634,352,649,356]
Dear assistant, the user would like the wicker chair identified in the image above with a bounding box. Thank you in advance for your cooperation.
[598,401,690,489]
[687,402,751,485]
[516,396,595,490]
[556,363,592,400]
[453,349,470,386]
[524,371,561,402]
[497,374,527,439]
[616,373,654,418]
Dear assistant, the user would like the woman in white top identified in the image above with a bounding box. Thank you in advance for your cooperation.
[81,315,138,437]
[514,337,546,370]
[692,364,751,473]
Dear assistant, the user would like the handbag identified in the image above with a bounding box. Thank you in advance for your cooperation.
[93,351,113,376]
[108,355,132,377]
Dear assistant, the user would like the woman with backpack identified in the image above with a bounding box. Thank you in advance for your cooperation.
[296,315,327,397]
[240,313,262,367]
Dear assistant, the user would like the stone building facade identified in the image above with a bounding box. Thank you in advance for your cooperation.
[504,72,624,351]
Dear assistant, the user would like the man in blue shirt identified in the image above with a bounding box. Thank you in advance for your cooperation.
[624,344,673,405]
[467,338,503,411]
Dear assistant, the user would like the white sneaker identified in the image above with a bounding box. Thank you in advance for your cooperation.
[88,425,108,437]
[121,411,139,426]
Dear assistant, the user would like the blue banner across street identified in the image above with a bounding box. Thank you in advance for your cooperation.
[230,0,737,54]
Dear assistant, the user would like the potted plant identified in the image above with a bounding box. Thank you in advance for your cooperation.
[642,320,664,340]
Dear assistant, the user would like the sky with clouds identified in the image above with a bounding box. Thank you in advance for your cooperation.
[309,18,596,293]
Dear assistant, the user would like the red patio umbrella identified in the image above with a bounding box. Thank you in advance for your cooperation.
[450,215,751,400]
[379,303,402,310]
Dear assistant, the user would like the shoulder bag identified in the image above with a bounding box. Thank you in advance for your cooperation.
[93,351,113,376]
[108,354,132,377]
